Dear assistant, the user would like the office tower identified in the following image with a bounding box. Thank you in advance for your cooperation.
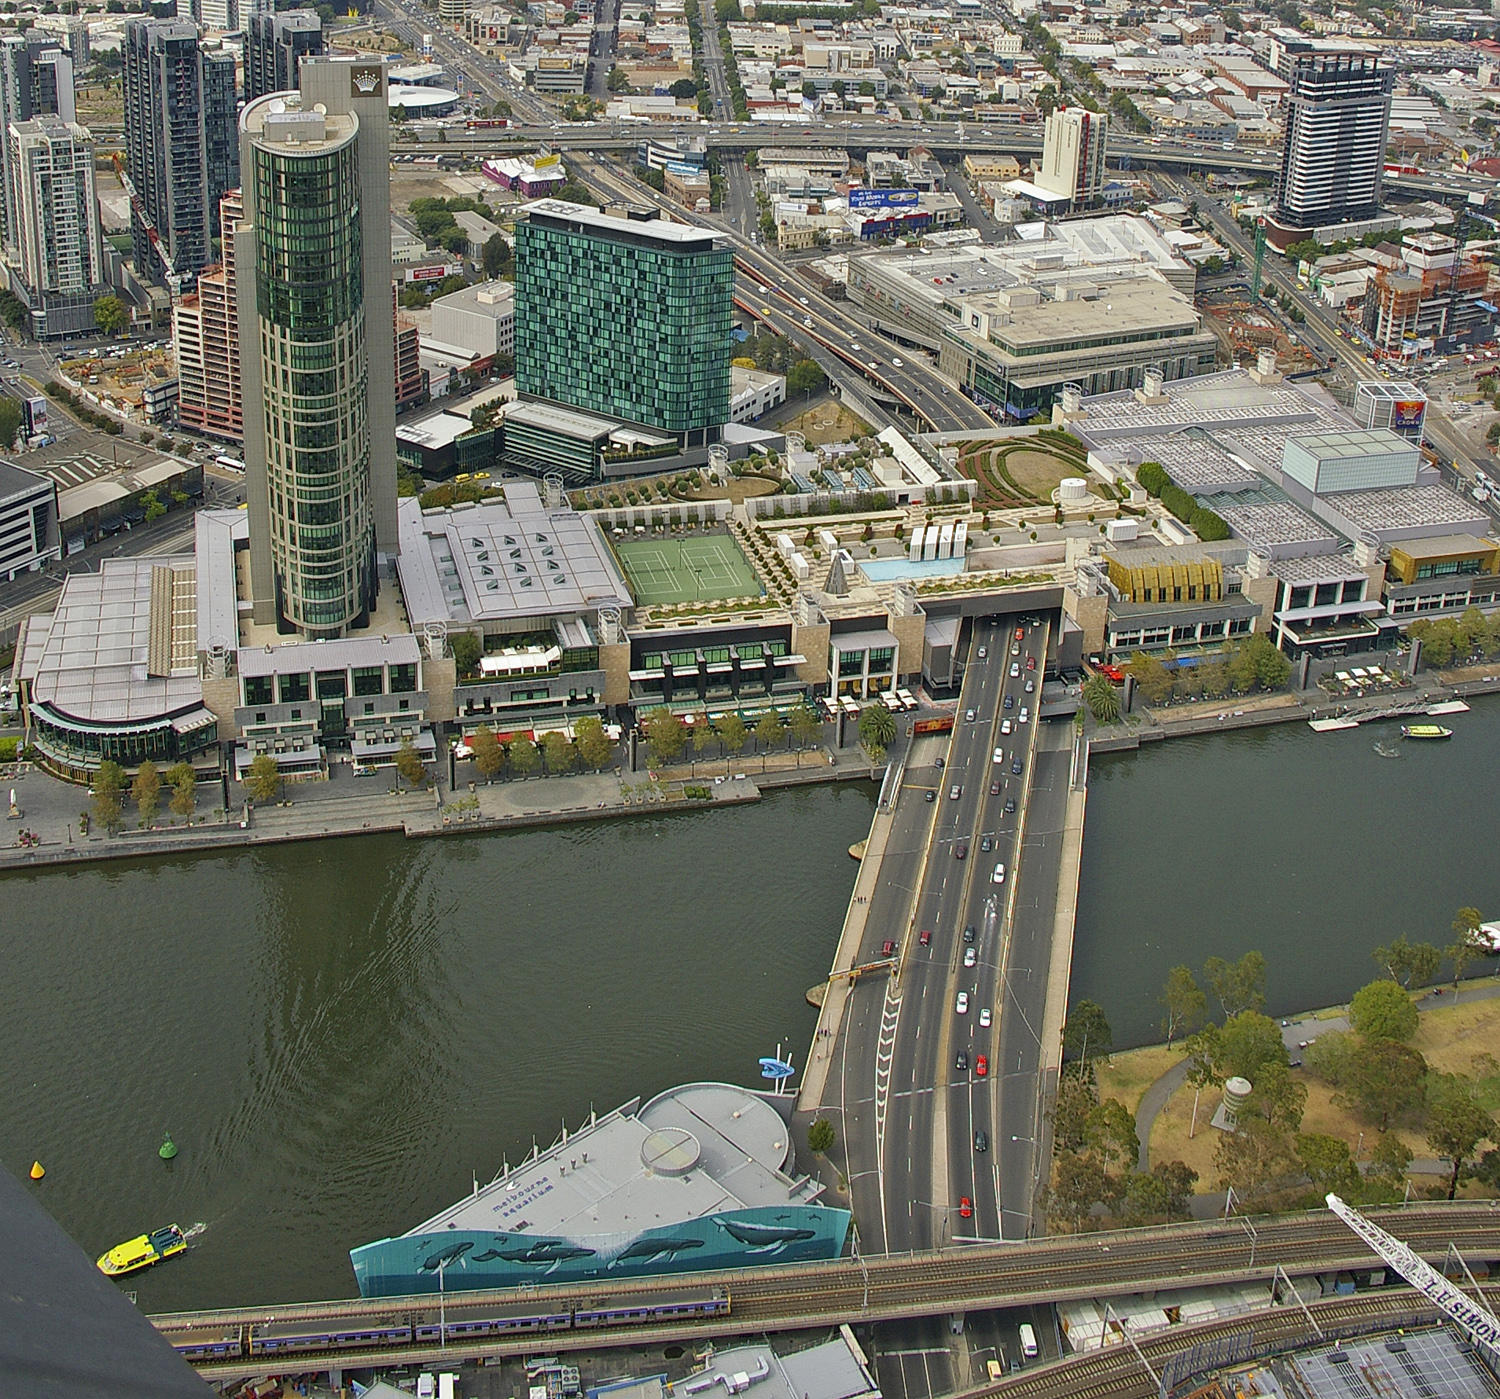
[6,115,103,338]
[1035,106,1107,210]
[243,10,324,104]
[238,56,395,637]
[514,201,733,444]
[122,20,238,289]
[174,188,242,441]
[1275,50,1393,231]
[0,34,75,253]
[66,18,89,68]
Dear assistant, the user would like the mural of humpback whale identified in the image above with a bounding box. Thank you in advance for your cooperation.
[474,1239,597,1266]
[418,1240,474,1272]
[718,1219,818,1252]
[608,1237,705,1268]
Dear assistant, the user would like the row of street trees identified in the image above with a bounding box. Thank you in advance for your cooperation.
[468,716,614,782]
[90,759,195,831]
[642,705,825,770]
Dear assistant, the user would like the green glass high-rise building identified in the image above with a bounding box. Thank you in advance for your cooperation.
[514,200,733,446]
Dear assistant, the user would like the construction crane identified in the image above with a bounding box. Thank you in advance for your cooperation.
[111,152,181,296]
[1324,1193,1500,1349]
[1252,216,1267,300]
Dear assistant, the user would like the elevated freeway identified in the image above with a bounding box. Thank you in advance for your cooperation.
[154,1204,1500,1383]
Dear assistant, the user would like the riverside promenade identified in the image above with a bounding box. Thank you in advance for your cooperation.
[0,744,884,873]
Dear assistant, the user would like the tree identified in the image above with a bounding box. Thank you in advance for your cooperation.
[608,64,629,92]
[469,726,503,782]
[644,709,686,767]
[166,761,195,817]
[1215,1117,1300,1209]
[691,712,716,771]
[245,752,280,803]
[1334,1039,1428,1131]
[1204,950,1267,1019]
[396,738,426,789]
[1082,672,1120,722]
[857,702,896,752]
[1243,1058,1306,1132]
[575,716,614,771]
[718,712,747,760]
[1296,1133,1360,1195]
[1049,1072,1098,1153]
[754,711,783,768]
[93,294,128,335]
[1372,932,1442,989]
[1159,965,1207,1046]
[1448,906,1489,988]
[1214,1010,1287,1083]
[481,232,512,277]
[0,288,28,335]
[1426,1095,1495,1199]
[1062,999,1112,1071]
[508,736,540,779]
[93,759,125,831]
[1349,978,1419,1042]
[787,359,825,398]
[1368,1132,1414,1185]
[807,1118,836,1153]
[0,396,22,450]
[132,759,160,823]
[1127,650,1173,705]
[669,76,699,98]
[790,702,822,760]
[541,729,574,774]
[451,631,482,679]
[1040,1151,1110,1232]
[1118,1161,1198,1225]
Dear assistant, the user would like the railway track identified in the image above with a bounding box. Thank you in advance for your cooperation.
[153,1203,1500,1377]
[975,1290,1457,1399]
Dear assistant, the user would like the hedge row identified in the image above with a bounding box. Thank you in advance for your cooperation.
[1136,460,1230,542]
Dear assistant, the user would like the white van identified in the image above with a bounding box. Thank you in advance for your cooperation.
[1018,1323,1039,1360]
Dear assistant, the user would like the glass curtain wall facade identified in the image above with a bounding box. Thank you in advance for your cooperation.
[244,102,372,635]
[514,204,732,443]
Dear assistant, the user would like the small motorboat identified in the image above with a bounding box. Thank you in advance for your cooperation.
[97,1224,187,1277]
[1400,724,1453,740]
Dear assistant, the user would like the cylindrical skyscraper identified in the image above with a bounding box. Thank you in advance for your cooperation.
[237,56,394,638]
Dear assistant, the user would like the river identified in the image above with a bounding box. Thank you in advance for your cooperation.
[0,783,878,1312]
[1072,695,1500,1050]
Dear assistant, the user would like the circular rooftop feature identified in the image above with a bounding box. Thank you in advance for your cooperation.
[639,1083,792,1174]
[641,1126,701,1176]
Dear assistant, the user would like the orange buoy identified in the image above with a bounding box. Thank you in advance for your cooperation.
[29,1161,44,1180]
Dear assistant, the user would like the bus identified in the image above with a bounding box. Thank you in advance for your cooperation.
[215,454,246,474]
[1017,1323,1039,1360]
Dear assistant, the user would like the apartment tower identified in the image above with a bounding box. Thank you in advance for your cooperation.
[243,10,324,104]
[122,19,238,288]
[514,199,733,445]
[1274,49,1394,234]
[1035,106,1107,211]
[0,33,75,252]
[238,56,395,637]
[174,188,242,441]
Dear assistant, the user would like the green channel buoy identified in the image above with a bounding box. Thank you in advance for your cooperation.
[159,1133,177,1161]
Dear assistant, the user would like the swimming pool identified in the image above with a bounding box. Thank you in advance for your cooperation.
[858,556,967,581]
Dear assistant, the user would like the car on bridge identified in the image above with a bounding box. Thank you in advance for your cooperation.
[979,1007,991,1027]
[963,947,977,968]
[955,842,967,860]
[1009,663,1020,678]
[1011,759,1023,775]
[980,835,993,852]
[974,1129,988,1152]
[976,1054,988,1077]
[950,784,962,799]
[920,928,932,946]
[990,780,1001,796]
[992,746,1004,763]
[963,924,975,943]
[1001,719,1012,734]
[956,991,969,1014]
[991,863,1005,884]
[956,1049,968,1070]
[959,1196,972,1217]
[1004,695,1014,710]
[1004,797,1016,814]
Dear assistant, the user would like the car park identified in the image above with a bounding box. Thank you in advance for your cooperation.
[979,1007,992,1027]
[992,863,1005,884]
[956,991,969,1014]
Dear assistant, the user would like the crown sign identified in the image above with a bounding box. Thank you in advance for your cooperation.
[353,69,380,94]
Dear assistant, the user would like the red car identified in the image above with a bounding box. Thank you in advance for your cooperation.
[959,1196,973,1218]
[1026,656,1036,671]
[919,928,932,946]
[882,939,897,956]
[1014,626,1025,641]
[975,1054,988,1077]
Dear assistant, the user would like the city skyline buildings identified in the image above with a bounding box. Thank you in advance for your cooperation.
[238,55,396,638]
[243,9,324,105]
[1035,106,1108,211]
[174,188,242,442]
[0,31,75,256]
[122,18,238,290]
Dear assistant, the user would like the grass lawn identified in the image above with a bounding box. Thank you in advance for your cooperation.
[1004,448,1085,500]
[774,398,872,446]
[612,534,764,606]
[1096,1044,1187,1117]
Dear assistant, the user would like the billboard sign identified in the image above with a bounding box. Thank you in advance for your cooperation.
[534,151,561,172]
[407,261,460,283]
[1392,399,1426,429]
[848,187,920,210]
[23,396,46,436]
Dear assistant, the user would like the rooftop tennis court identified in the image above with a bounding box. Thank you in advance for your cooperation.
[613,534,765,605]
